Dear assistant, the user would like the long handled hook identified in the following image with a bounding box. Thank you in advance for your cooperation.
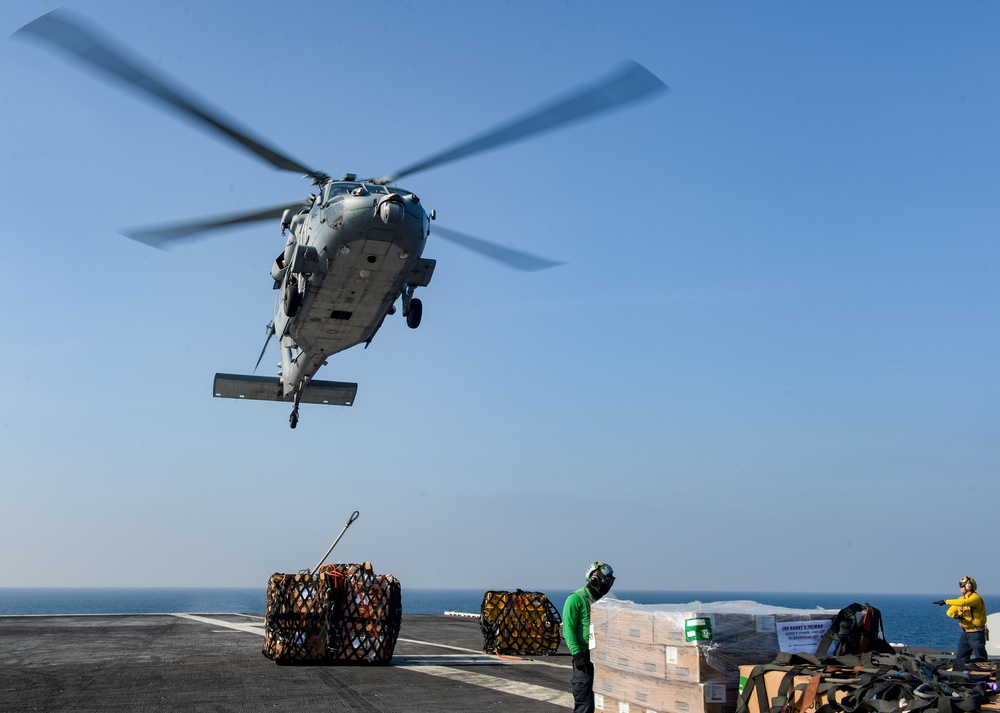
[310,510,360,576]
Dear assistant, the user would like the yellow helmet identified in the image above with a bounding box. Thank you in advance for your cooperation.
[959,576,977,592]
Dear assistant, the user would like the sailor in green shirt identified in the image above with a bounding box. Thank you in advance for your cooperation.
[934,576,988,662]
[563,562,614,713]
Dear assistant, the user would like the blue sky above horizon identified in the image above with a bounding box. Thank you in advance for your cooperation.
[1,1,997,596]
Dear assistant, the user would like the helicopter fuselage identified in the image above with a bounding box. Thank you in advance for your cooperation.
[271,180,435,398]
[14,8,667,428]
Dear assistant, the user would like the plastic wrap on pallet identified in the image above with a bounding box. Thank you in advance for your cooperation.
[262,572,336,663]
[592,599,838,713]
[592,599,837,682]
[319,562,402,664]
[480,590,562,656]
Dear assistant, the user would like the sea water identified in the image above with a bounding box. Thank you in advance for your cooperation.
[0,588,989,650]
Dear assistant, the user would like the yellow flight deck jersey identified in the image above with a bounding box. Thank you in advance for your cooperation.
[944,592,987,632]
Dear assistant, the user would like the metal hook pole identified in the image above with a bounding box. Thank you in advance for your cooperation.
[311,510,360,576]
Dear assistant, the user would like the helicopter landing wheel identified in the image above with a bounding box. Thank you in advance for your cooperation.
[284,280,301,317]
[406,298,422,329]
[289,409,299,429]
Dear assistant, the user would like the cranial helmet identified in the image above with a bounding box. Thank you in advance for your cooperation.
[585,562,615,599]
[960,576,977,592]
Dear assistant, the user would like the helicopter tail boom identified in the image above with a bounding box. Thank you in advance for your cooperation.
[213,374,357,406]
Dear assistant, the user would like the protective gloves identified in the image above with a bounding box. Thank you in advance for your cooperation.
[933,600,946,606]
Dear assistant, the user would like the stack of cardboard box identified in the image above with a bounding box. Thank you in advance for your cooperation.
[592,600,836,713]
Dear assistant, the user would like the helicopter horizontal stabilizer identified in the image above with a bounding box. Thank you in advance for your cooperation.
[213,374,357,406]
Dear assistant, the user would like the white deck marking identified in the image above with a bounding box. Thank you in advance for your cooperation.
[172,613,572,705]
[171,613,266,635]
[396,636,481,654]
[395,637,567,670]
[397,665,573,707]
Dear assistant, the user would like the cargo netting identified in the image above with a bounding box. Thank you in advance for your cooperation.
[320,563,402,664]
[262,563,401,665]
[479,590,562,656]
[262,572,335,663]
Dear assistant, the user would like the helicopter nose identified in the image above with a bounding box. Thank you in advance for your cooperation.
[376,195,406,225]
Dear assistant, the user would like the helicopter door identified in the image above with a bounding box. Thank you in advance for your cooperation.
[305,197,322,240]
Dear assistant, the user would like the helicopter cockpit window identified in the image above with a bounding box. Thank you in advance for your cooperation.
[364,184,388,194]
[324,183,361,202]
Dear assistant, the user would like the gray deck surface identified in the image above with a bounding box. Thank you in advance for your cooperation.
[0,613,573,711]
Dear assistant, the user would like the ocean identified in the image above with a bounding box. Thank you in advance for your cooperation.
[0,588,988,651]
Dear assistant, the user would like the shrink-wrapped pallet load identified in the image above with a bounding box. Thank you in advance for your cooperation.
[591,599,836,712]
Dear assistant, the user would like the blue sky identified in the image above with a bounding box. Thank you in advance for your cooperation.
[1,1,997,595]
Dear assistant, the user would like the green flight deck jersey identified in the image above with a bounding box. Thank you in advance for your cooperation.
[562,585,595,656]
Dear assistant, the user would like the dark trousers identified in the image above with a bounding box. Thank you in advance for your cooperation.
[571,661,595,713]
[956,630,988,662]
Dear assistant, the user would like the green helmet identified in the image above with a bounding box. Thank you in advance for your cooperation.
[585,562,615,599]
[586,562,614,581]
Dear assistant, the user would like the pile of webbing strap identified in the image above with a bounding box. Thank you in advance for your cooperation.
[262,563,402,665]
[737,651,996,713]
[479,590,562,656]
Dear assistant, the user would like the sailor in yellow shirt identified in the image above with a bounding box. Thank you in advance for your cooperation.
[934,576,988,662]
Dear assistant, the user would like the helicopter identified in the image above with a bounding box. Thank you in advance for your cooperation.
[15,9,668,428]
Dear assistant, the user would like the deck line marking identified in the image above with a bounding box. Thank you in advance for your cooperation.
[171,613,265,635]
[171,612,570,701]
[398,665,574,707]
[393,654,524,666]
[171,616,565,668]
[395,637,567,670]
[396,637,482,654]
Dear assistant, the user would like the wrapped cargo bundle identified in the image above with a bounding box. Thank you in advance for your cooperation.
[262,571,337,663]
[319,562,402,664]
[592,599,836,713]
[480,590,562,656]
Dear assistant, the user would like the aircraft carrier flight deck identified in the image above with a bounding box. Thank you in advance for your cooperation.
[0,612,573,711]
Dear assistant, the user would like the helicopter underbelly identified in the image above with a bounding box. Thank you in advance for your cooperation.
[289,220,425,362]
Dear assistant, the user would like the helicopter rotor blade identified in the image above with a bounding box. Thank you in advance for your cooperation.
[123,200,309,249]
[254,322,276,373]
[379,60,669,184]
[14,9,328,181]
[431,225,563,272]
